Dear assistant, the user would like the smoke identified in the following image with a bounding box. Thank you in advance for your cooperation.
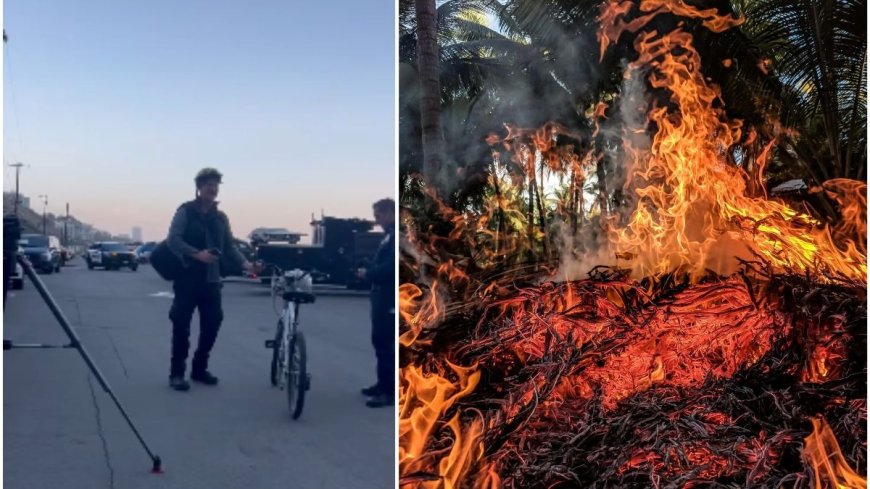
[612,64,652,181]
[433,15,604,197]
[555,65,652,282]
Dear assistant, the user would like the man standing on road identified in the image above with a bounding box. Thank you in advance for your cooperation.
[357,198,395,408]
[166,168,261,391]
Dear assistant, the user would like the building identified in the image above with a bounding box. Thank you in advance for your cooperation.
[132,226,143,242]
[2,192,30,211]
[51,217,64,237]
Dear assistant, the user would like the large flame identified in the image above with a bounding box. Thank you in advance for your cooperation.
[399,362,487,488]
[803,418,867,489]
[596,0,867,281]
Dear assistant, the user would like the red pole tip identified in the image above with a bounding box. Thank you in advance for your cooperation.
[151,457,163,474]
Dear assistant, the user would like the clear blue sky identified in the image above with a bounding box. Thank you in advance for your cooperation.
[4,0,395,242]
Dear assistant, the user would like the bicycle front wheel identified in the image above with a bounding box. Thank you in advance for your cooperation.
[270,320,283,387]
[285,331,307,420]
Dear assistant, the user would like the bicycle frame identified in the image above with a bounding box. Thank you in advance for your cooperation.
[264,262,313,419]
[268,264,309,389]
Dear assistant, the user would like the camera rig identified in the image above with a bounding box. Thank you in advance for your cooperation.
[3,214,162,473]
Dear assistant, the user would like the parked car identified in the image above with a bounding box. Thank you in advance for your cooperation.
[249,228,305,247]
[235,239,256,262]
[19,234,62,274]
[217,239,259,278]
[10,248,25,289]
[86,242,138,271]
[135,241,158,263]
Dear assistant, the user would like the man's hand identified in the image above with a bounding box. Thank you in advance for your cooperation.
[192,250,219,264]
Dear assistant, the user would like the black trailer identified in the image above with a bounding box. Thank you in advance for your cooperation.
[254,216,383,289]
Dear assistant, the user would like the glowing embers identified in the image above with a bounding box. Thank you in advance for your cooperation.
[483,276,784,411]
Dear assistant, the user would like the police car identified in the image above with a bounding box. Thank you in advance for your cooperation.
[86,242,139,271]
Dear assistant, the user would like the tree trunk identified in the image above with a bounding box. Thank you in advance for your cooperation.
[535,161,548,257]
[596,151,608,216]
[415,0,447,191]
[528,173,535,246]
[492,160,503,257]
[576,163,585,230]
[571,163,579,235]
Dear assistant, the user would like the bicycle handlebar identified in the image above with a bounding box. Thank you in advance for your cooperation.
[257,262,313,278]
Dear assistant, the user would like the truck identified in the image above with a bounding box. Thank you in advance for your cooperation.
[252,215,384,289]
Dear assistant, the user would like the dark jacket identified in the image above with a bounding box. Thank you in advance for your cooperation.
[166,200,246,283]
[368,225,395,316]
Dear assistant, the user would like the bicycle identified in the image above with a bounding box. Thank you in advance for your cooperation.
[263,264,315,419]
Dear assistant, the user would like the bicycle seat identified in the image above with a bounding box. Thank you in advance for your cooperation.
[283,291,316,304]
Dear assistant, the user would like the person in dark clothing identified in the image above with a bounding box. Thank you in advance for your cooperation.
[357,198,396,408]
[166,168,260,391]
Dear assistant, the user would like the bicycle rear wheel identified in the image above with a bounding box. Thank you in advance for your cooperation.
[285,331,307,419]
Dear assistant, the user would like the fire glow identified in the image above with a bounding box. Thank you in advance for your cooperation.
[399,0,867,487]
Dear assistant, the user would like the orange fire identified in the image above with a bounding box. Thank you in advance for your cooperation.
[399,362,486,488]
[399,282,441,347]
[803,418,867,489]
[598,0,866,281]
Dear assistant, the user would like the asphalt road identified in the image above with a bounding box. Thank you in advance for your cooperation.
[4,259,394,489]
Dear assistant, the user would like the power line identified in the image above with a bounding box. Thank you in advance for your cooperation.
[4,31,27,162]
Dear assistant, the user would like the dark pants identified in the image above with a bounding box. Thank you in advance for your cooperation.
[169,275,223,377]
[371,309,395,395]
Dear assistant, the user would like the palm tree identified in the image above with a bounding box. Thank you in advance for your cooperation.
[402,0,866,231]
[725,0,866,185]
[415,0,449,190]
[493,0,867,200]
[400,0,599,195]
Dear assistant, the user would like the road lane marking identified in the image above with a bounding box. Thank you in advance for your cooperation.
[149,292,175,299]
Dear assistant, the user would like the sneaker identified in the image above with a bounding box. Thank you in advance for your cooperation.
[360,383,381,397]
[169,376,190,391]
[190,371,219,385]
[365,393,395,408]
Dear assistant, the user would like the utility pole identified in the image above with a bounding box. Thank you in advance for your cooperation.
[64,203,69,246]
[8,162,24,214]
[38,194,48,235]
